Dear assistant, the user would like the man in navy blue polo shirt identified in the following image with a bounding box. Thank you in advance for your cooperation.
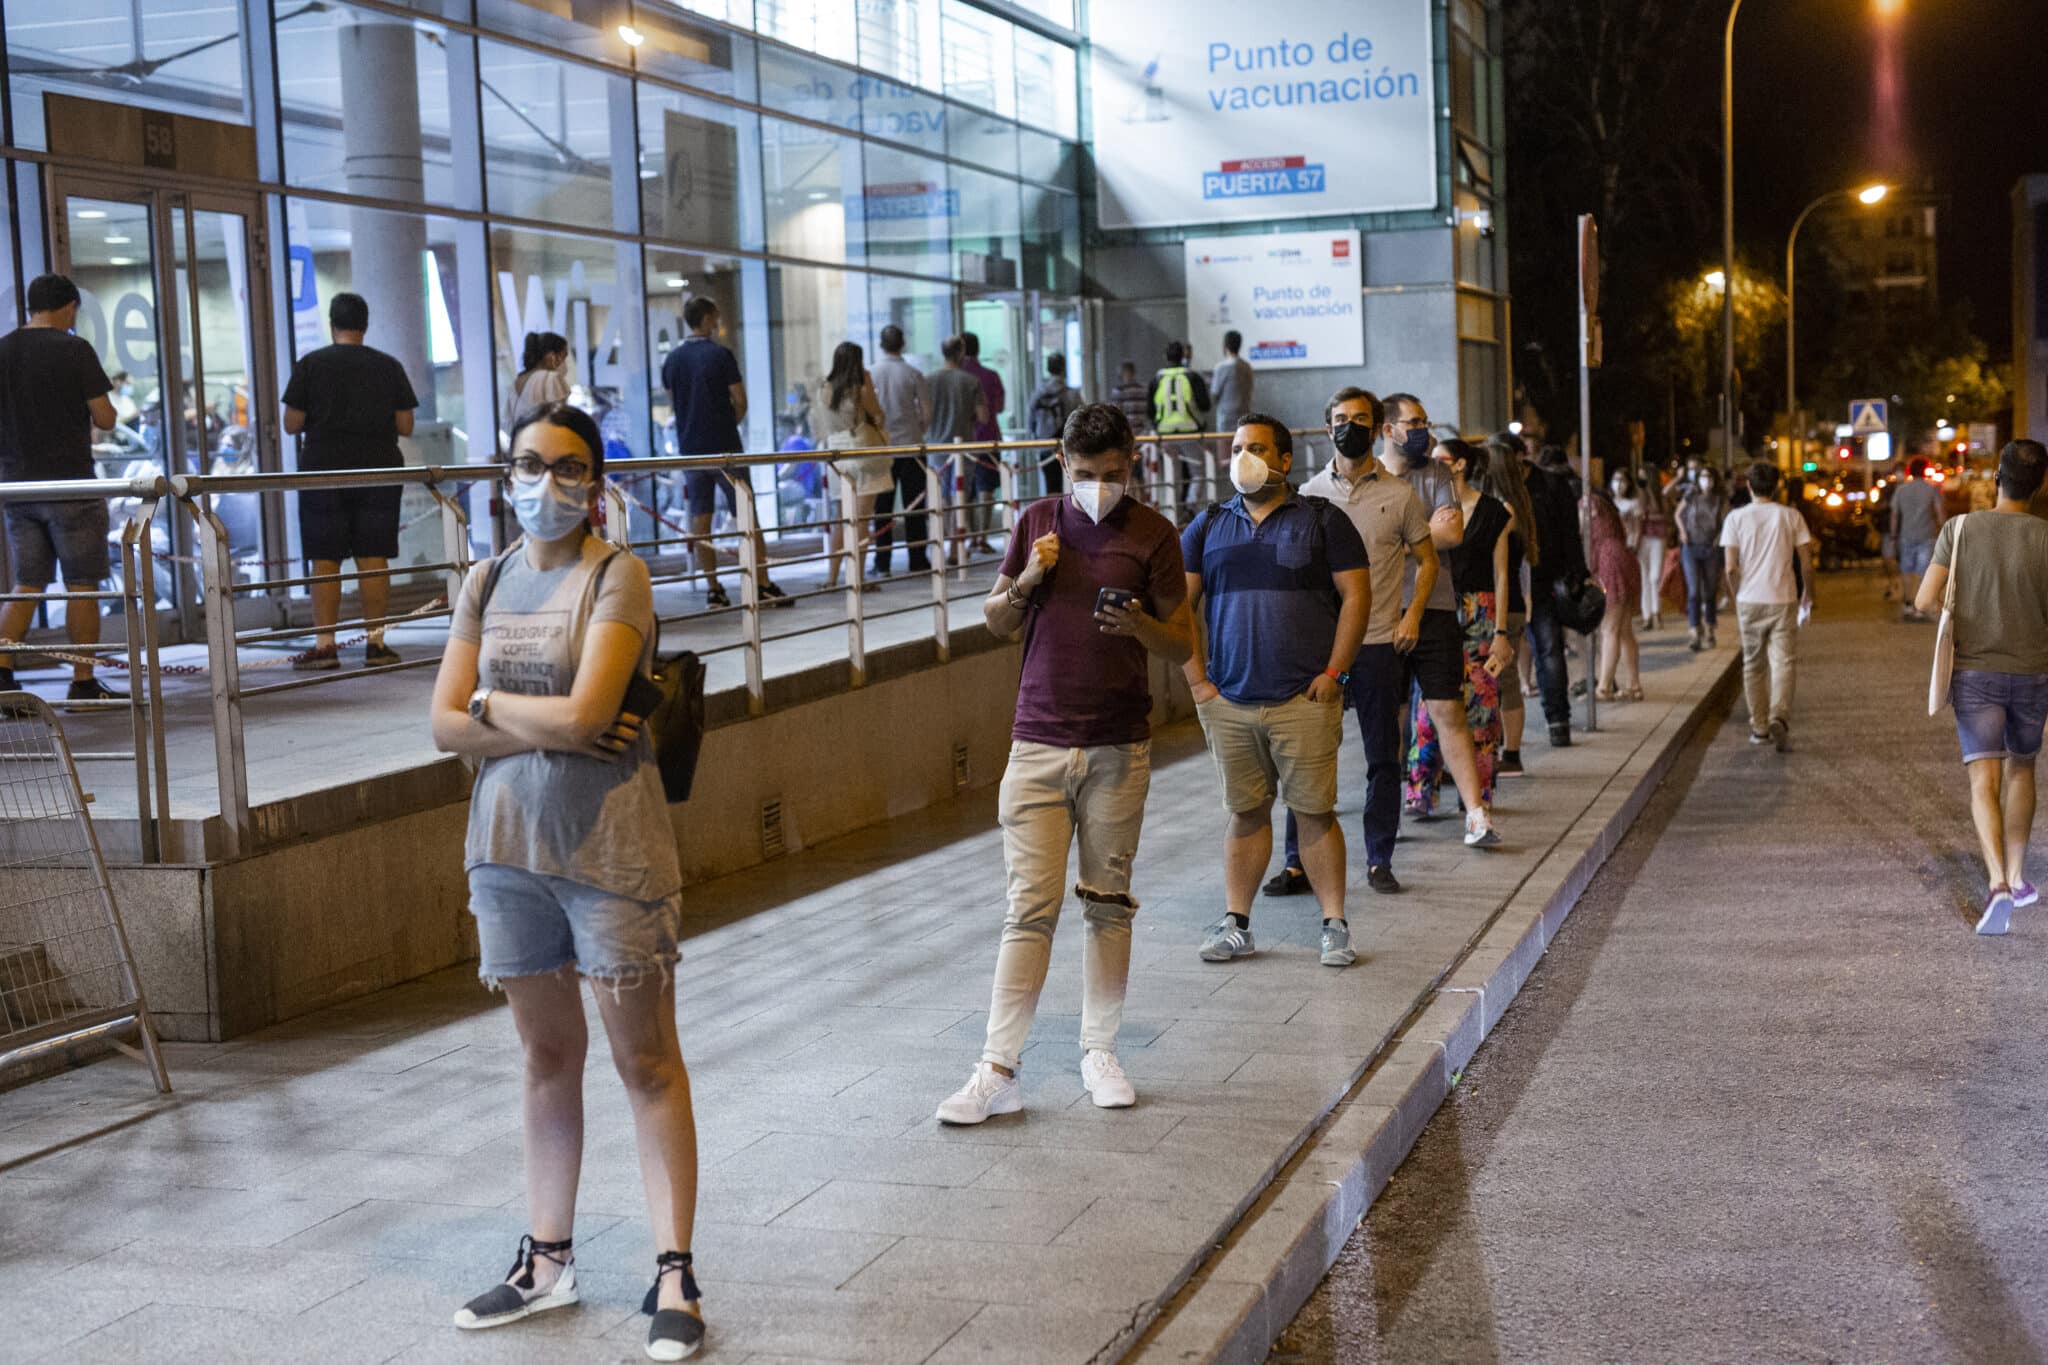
[660,296,787,609]
[1182,413,1372,968]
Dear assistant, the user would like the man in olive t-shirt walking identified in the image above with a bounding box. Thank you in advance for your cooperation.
[1915,439,2048,935]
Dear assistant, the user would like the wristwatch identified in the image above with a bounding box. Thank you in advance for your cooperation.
[1323,667,1350,685]
[468,687,495,727]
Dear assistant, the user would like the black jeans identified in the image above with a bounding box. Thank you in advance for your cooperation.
[871,456,930,573]
[1525,583,1572,729]
[1281,644,1405,874]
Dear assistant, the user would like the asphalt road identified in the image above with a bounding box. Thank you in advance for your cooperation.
[1275,568,2048,1364]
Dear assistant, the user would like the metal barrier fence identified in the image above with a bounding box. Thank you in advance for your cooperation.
[0,692,171,1092]
[6,429,1326,862]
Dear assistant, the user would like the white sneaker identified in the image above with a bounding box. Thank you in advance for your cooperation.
[1080,1050,1136,1108]
[935,1064,1022,1125]
[1463,807,1500,848]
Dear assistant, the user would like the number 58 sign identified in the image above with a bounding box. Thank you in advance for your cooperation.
[141,111,177,170]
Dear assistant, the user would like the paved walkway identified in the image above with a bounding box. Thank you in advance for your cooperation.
[2,622,1724,1363]
[1275,569,2048,1362]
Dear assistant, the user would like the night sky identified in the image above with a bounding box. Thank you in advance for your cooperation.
[1736,0,2048,346]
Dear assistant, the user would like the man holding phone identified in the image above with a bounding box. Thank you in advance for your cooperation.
[936,404,1193,1126]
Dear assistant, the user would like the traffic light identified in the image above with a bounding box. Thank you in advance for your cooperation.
[1837,445,1853,460]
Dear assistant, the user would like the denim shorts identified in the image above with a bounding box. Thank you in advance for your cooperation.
[5,499,111,585]
[1899,540,1935,575]
[469,863,682,987]
[683,468,736,518]
[1951,668,2048,764]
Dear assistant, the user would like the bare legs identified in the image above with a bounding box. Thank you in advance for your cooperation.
[1969,757,2039,890]
[500,970,700,1316]
[1423,697,1488,812]
[0,580,103,681]
[1227,802,1345,925]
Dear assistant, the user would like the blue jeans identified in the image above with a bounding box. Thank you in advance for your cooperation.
[1681,545,1722,630]
[1282,643,1405,873]
[1525,585,1572,729]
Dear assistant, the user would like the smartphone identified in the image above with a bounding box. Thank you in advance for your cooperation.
[621,672,664,719]
[1096,587,1140,615]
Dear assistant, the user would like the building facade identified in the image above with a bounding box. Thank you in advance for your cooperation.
[2017,175,2047,448]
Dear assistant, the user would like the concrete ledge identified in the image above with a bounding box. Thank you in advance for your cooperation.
[1125,651,1741,1364]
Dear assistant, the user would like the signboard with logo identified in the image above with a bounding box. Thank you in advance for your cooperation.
[1088,0,1436,230]
[1184,231,1363,371]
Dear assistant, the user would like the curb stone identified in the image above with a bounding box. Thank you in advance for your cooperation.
[1124,650,1742,1364]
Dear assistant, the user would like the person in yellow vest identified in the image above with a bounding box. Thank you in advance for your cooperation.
[1150,340,1210,512]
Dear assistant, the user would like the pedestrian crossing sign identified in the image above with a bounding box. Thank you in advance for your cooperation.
[1850,399,1888,434]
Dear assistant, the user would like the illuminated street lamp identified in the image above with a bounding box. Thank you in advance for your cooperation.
[1786,182,1889,467]
[1704,269,1727,289]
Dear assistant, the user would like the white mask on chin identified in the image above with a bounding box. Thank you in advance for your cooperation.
[1230,452,1273,495]
[1069,480,1127,524]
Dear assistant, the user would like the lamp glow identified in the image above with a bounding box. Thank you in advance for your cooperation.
[617,23,645,46]
[1703,269,1726,288]
[1857,184,1889,205]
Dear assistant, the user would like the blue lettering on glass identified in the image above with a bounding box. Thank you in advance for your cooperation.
[1199,29,1421,112]
[852,189,961,221]
[1249,342,1307,360]
[1202,165,1327,200]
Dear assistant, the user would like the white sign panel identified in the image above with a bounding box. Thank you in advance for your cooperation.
[1089,1,1437,230]
[1185,231,1363,371]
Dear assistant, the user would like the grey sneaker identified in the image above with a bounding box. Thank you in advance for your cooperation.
[1199,918,1255,962]
[1319,920,1357,967]
[1977,888,2015,937]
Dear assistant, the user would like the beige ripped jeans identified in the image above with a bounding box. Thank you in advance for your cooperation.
[980,740,1151,1073]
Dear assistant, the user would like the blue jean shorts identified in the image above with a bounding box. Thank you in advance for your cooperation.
[1899,540,1935,575]
[1952,669,2048,764]
[469,863,682,986]
[682,468,735,518]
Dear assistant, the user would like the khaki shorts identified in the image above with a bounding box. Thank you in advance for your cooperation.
[1195,692,1342,815]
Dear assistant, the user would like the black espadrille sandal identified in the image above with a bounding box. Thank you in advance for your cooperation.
[451,1234,578,1330]
[641,1250,705,1361]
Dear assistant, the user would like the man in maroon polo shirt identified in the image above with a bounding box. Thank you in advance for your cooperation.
[935,403,1193,1126]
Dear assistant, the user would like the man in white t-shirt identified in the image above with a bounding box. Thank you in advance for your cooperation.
[1719,461,1814,751]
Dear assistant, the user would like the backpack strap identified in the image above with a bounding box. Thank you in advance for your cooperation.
[475,545,519,614]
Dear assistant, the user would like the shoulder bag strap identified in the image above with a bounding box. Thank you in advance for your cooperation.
[1945,514,1965,612]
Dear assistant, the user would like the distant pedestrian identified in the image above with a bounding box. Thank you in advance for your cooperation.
[1674,464,1727,650]
[281,291,419,671]
[927,335,989,565]
[1151,341,1211,505]
[935,403,1192,1125]
[660,296,788,609]
[1720,461,1813,752]
[959,331,1006,555]
[1587,485,1641,702]
[1481,433,1539,776]
[0,273,123,702]
[812,341,892,591]
[1892,457,1947,622]
[1210,330,1254,467]
[1026,353,1083,496]
[1109,360,1154,500]
[1183,414,1371,967]
[431,403,703,1362]
[1637,464,1671,630]
[1519,443,1589,746]
[868,325,931,577]
[506,332,571,432]
[1914,440,2048,935]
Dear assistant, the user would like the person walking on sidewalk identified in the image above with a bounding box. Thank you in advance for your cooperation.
[1675,464,1728,650]
[960,331,1007,555]
[506,331,571,432]
[1892,457,1947,622]
[812,341,892,592]
[1151,341,1211,506]
[661,296,788,610]
[1721,461,1813,752]
[1519,442,1590,746]
[868,324,931,577]
[1026,353,1083,496]
[1637,462,1671,631]
[927,335,989,566]
[282,291,419,671]
[1480,434,1538,776]
[935,404,1192,1125]
[1914,440,2048,935]
[1183,414,1371,966]
[1406,439,1514,815]
[0,273,124,703]
[431,403,704,1362]
[1210,330,1254,470]
[1588,482,1642,702]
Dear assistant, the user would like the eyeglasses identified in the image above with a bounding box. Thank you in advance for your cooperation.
[509,455,593,489]
[1391,416,1431,430]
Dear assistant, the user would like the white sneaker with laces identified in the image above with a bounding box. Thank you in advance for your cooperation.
[1081,1050,1136,1108]
[935,1063,1022,1125]
[1463,807,1501,848]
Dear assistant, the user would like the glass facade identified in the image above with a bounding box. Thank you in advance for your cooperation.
[2,0,1084,498]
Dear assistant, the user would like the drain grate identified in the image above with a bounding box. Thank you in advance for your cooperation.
[952,743,970,791]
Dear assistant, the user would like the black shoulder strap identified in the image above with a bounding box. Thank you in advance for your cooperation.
[1188,501,1226,566]
[475,546,518,614]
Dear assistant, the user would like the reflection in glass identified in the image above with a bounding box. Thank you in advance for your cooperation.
[278,5,458,207]
[940,0,1014,118]
[947,103,1018,179]
[858,145,951,281]
[1021,185,1080,294]
[6,0,252,150]
[857,0,944,93]
[479,40,629,232]
[950,166,1021,290]
[761,117,863,266]
[1014,28,1078,140]
[755,0,856,59]
[638,88,759,251]
[63,199,162,477]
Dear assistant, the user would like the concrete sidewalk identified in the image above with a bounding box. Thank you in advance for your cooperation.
[1,624,1731,1364]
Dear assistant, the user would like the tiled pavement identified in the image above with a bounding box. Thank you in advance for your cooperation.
[1,628,1727,1364]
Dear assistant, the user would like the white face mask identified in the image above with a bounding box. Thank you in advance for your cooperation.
[1069,480,1126,524]
[1231,451,1273,496]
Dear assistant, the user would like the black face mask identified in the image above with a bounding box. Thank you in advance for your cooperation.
[1331,419,1375,462]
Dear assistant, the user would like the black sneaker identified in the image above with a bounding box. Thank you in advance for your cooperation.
[1367,864,1403,894]
[1496,750,1525,777]
[292,645,340,671]
[760,579,795,609]
[1769,718,1789,753]
[0,666,15,691]
[66,676,127,703]
[365,641,402,667]
[1262,867,1311,897]
[705,583,731,609]
[1548,723,1572,748]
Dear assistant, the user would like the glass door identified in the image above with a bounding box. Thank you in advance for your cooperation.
[48,176,274,634]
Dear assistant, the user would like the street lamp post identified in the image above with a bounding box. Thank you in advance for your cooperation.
[1784,183,1887,471]
[1721,0,1744,474]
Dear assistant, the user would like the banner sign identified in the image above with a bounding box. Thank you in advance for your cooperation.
[1184,230,1363,371]
[1089,0,1437,230]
